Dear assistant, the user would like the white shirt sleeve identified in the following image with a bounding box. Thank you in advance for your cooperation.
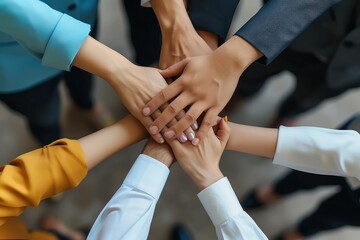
[87,154,169,240]
[198,177,268,240]
[274,126,360,180]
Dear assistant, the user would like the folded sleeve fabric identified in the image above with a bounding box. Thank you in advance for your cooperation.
[0,139,87,227]
[87,154,170,240]
[274,126,360,180]
[235,0,341,64]
[0,0,90,71]
[198,177,267,240]
[188,0,240,43]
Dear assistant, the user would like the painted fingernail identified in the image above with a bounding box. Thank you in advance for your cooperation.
[149,126,158,134]
[191,138,200,146]
[188,132,195,141]
[191,122,198,130]
[179,133,188,143]
[164,130,175,139]
[142,107,151,116]
[224,115,228,123]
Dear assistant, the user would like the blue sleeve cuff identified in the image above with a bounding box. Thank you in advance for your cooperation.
[42,14,90,71]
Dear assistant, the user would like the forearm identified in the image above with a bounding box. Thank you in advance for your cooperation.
[87,154,170,239]
[79,115,146,169]
[151,0,194,36]
[235,0,340,63]
[0,0,90,71]
[226,122,278,159]
[214,36,262,78]
[72,36,134,89]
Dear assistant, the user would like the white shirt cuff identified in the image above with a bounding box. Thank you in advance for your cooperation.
[123,154,169,200]
[198,177,243,226]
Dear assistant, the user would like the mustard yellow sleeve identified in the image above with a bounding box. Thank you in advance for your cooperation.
[0,139,88,226]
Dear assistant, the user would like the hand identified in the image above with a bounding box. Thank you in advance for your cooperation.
[142,36,262,145]
[72,37,169,143]
[113,65,169,143]
[142,139,174,168]
[167,118,230,190]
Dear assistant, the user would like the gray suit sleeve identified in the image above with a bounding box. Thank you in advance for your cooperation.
[235,0,341,64]
[188,0,240,43]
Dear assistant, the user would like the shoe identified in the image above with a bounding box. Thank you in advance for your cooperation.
[170,224,192,240]
[242,191,265,210]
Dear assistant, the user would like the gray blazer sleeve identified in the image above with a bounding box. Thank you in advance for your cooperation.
[188,0,240,43]
[235,0,341,64]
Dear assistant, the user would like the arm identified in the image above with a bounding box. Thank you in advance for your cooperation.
[0,115,146,226]
[0,0,168,143]
[142,0,340,144]
[225,123,360,180]
[168,119,267,239]
[188,0,240,45]
[0,0,90,71]
[150,0,212,69]
[87,140,173,240]
[235,0,341,64]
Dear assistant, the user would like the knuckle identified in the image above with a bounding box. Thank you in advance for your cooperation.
[202,119,212,128]
[159,90,167,101]
[185,113,196,123]
[168,104,177,114]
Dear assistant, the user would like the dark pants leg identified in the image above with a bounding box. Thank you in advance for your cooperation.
[0,76,62,145]
[274,170,346,196]
[298,188,360,237]
[123,0,161,66]
[63,17,99,110]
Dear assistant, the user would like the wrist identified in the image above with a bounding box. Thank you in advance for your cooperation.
[197,30,218,51]
[152,0,194,35]
[195,168,224,191]
[213,36,262,76]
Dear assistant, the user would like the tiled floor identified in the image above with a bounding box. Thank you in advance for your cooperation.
[1,0,360,239]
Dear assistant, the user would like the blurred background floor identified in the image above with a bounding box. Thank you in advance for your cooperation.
[1,0,360,239]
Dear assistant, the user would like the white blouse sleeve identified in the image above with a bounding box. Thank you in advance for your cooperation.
[87,154,169,240]
[198,177,268,240]
[274,126,360,180]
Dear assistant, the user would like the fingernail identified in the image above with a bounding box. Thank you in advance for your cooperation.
[159,137,165,143]
[191,122,198,130]
[142,107,150,116]
[164,130,175,139]
[179,133,188,143]
[191,138,200,146]
[149,126,158,134]
[188,132,195,141]
[224,115,228,123]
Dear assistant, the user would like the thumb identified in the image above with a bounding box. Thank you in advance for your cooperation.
[159,58,191,79]
[216,117,230,148]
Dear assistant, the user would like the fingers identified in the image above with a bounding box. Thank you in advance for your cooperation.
[149,93,192,136]
[192,108,219,146]
[163,103,203,141]
[141,114,165,144]
[142,81,182,117]
[159,58,191,79]
[174,109,197,142]
[216,116,231,149]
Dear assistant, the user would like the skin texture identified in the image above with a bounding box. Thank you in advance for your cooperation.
[143,36,262,145]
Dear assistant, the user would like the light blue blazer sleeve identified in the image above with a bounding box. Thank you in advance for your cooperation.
[0,0,90,71]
